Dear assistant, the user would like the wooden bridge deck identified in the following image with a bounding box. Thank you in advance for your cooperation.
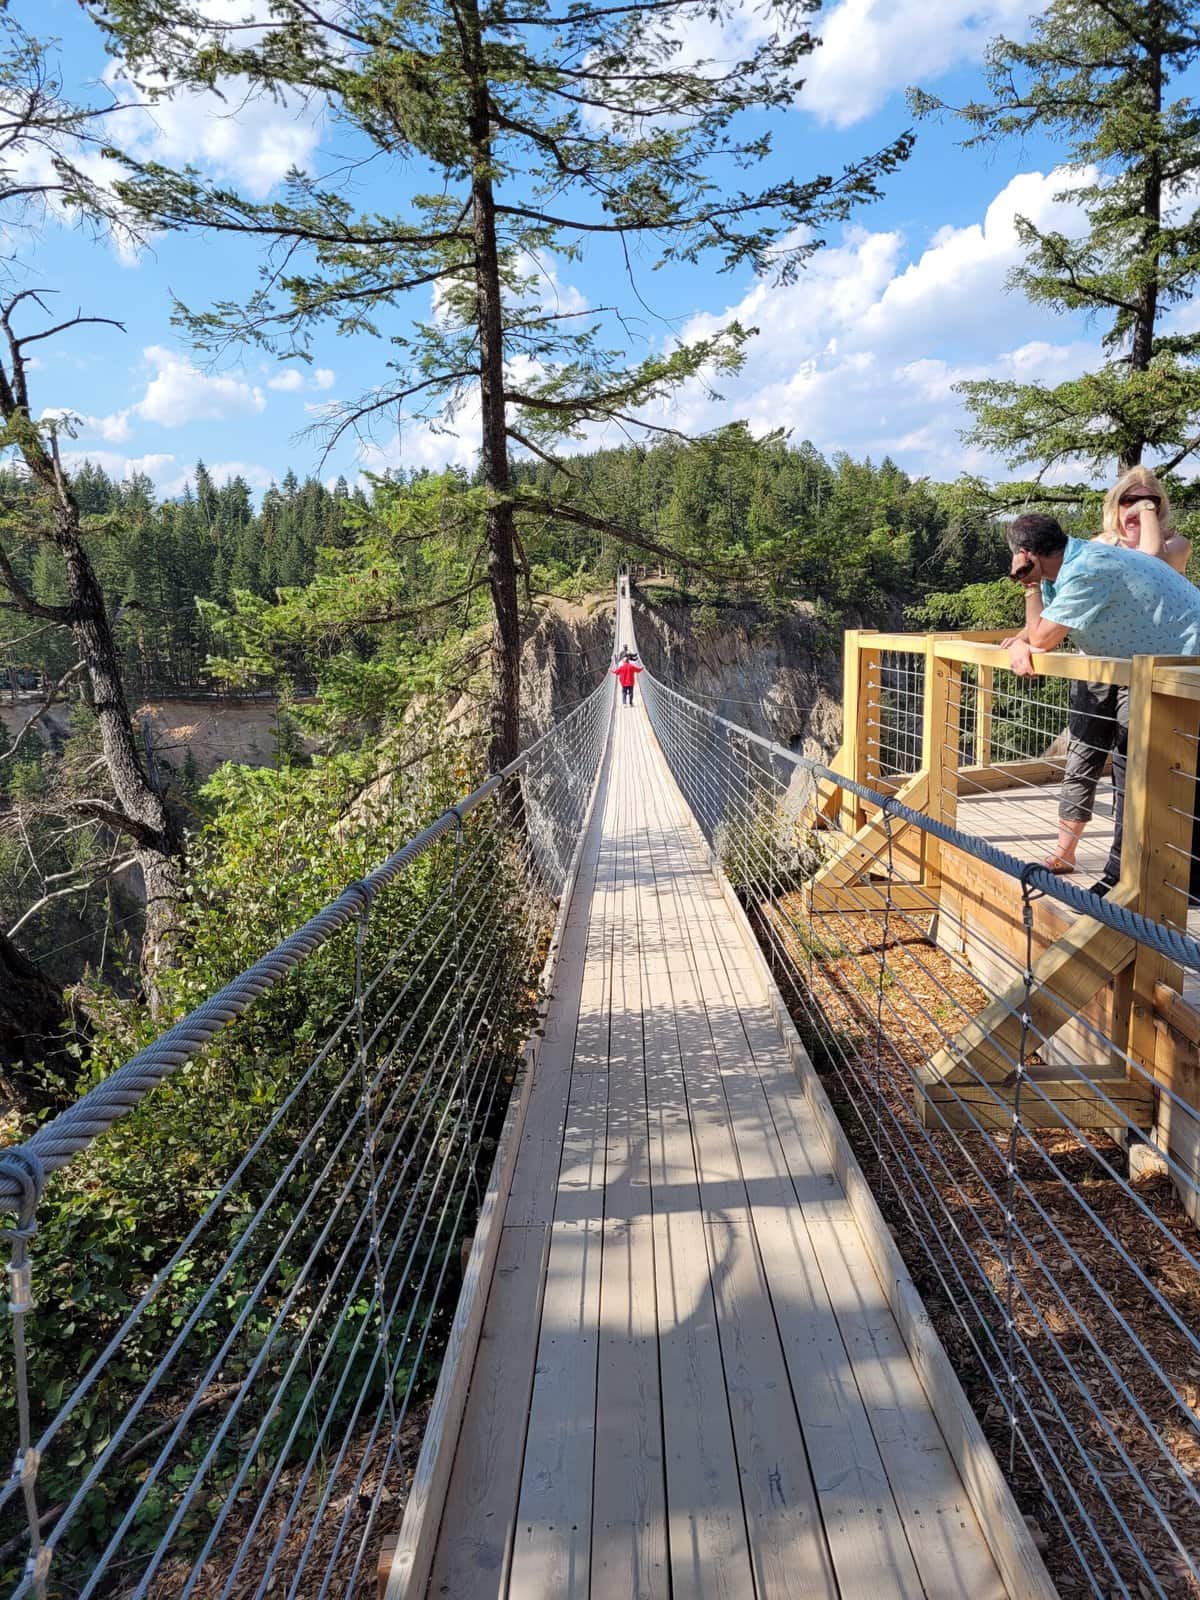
[401,684,1022,1598]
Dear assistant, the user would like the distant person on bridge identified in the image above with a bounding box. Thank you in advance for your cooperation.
[1005,511,1200,897]
[612,651,643,706]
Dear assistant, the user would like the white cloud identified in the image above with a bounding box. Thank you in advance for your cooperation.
[118,345,267,429]
[268,369,306,393]
[104,52,321,202]
[801,0,1033,127]
[62,450,179,488]
[615,166,1105,480]
[207,459,277,492]
[267,365,337,393]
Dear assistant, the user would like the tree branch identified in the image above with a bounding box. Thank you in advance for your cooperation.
[1,659,85,760]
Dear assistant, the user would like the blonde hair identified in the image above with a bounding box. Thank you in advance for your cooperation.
[1098,466,1176,543]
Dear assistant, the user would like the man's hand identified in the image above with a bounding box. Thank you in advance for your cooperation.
[1007,636,1036,677]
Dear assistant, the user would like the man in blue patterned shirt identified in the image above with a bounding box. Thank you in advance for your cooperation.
[1005,513,1200,895]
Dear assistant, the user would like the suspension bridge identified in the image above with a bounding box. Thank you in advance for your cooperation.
[4,579,1200,1599]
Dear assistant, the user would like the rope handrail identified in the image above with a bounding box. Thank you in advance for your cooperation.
[634,636,1200,1599]
[642,670,1200,973]
[0,683,608,1215]
[0,642,615,1599]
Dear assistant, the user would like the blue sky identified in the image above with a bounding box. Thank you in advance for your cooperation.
[13,0,1139,498]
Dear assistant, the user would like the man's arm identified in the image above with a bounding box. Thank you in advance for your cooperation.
[1006,565,1068,676]
[1022,583,1070,652]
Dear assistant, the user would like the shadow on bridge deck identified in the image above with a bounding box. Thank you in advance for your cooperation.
[385,686,1037,1599]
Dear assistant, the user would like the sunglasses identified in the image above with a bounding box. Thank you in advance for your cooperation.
[1119,492,1162,507]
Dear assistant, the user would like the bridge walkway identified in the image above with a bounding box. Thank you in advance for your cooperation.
[412,685,1013,1599]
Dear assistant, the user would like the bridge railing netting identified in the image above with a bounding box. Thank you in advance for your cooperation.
[642,662,1200,1600]
[0,681,610,1600]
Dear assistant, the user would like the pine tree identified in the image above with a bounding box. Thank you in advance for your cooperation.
[92,0,911,765]
[913,1,1200,475]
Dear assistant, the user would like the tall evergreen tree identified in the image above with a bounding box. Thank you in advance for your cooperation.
[0,12,186,1015]
[93,0,911,765]
[914,1,1200,476]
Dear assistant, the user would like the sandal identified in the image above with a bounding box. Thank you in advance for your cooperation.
[1043,852,1077,875]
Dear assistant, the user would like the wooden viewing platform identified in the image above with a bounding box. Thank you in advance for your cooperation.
[384,601,1050,1599]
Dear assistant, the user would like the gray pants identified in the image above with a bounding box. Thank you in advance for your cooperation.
[1058,680,1127,882]
[1061,678,1200,892]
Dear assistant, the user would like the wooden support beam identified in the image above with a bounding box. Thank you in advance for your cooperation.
[838,629,868,835]
[926,1075,1154,1132]
[810,769,928,894]
[932,639,1131,685]
[954,759,1065,796]
[1123,657,1200,1085]
[808,881,937,916]
[1154,980,1200,1047]
[923,646,961,895]
[973,665,993,770]
[916,893,1137,1107]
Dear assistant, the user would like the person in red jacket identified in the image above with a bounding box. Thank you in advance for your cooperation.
[612,651,643,705]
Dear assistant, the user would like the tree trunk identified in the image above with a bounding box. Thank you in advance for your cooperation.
[0,929,78,1113]
[54,505,185,1007]
[1122,33,1164,472]
[465,0,521,772]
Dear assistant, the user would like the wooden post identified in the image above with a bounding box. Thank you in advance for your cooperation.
[923,642,962,897]
[973,665,993,769]
[859,645,882,796]
[838,629,868,835]
[1124,655,1200,1085]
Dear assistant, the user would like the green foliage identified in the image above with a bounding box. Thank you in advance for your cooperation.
[915,0,1200,475]
[907,579,1024,631]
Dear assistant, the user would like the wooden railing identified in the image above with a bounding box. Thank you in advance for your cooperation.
[817,629,1200,1219]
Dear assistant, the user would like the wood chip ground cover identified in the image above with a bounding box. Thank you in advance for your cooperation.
[762,898,1200,1600]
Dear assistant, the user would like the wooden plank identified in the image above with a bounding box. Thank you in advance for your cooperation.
[1153,663,1200,701]
[927,1076,1154,1131]
[637,703,1048,1600]
[808,883,936,916]
[954,759,1064,795]
[839,629,867,834]
[385,710,613,1600]
[974,665,994,768]
[688,824,1057,1600]
[650,778,1003,1600]
[1154,981,1200,1046]
[810,770,929,897]
[1124,660,1200,1085]
[933,639,1130,685]
[508,1218,604,1599]
[923,646,961,896]
[640,729,948,1599]
[626,716,757,1600]
[639,768,845,1598]
[422,1225,551,1600]
[591,1218,668,1600]
[591,712,668,1600]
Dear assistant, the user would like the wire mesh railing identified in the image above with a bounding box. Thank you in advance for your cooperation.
[868,648,925,780]
[0,678,612,1600]
[641,665,1200,1600]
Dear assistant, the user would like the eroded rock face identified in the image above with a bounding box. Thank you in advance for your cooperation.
[500,586,842,765]
[628,593,842,763]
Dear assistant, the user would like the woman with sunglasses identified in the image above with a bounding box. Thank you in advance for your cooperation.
[1043,466,1191,877]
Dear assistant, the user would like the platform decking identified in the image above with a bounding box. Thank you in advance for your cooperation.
[413,690,1013,1600]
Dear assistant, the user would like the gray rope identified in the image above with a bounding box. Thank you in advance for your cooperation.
[644,672,1200,974]
[0,686,607,1214]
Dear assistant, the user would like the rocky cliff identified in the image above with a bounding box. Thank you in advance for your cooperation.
[519,585,842,763]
